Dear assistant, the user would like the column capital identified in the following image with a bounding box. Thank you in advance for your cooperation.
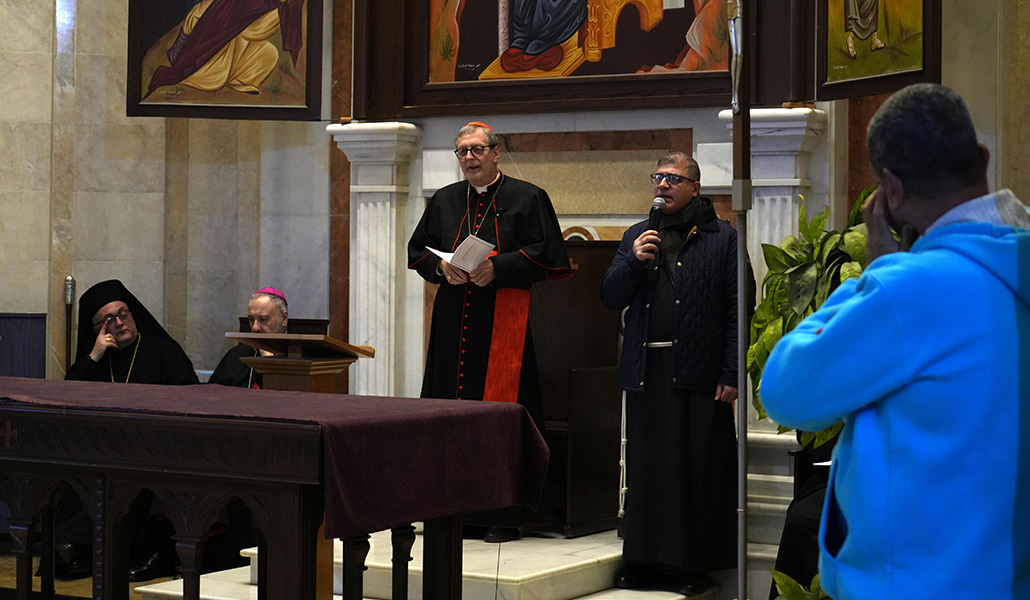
[327,122,422,164]
[719,107,827,155]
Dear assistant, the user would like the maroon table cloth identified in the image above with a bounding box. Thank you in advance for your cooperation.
[0,376,550,538]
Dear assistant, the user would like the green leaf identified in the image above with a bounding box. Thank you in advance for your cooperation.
[843,229,867,266]
[807,206,829,243]
[785,263,818,317]
[797,204,810,243]
[817,232,841,269]
[759,316,784,354]
[812,422,845,448]
[815,264,838,307]
[763,244,798,275]
[809,574,828,598]
[781,235,807,260]
[771,569,812,600]
[840,261,863,282]
[753,392,769,420]
[848,185,877,228]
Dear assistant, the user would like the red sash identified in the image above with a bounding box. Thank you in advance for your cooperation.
[482,288,530,403]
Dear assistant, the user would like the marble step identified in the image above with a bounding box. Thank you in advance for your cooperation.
[136,529,724,600]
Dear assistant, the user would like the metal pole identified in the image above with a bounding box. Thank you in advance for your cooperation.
[728,2,752,598]
[64,276,75,371]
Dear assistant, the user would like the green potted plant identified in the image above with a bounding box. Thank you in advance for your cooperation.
[746,186,874,447]
[771,572,831,600]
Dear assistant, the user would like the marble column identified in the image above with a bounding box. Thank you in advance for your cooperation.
[719,107,828,291]
[327,122,422,395]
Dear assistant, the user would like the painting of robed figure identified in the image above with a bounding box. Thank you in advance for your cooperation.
[127,0,323,120]
[429,0,730,83]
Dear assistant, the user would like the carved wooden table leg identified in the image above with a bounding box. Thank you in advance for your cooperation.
[422,516,462,600]
[39,503,55,599]
[341,534,370,600]
[175,535,205,600]
[391,524,416,599]
[9,519,33,600]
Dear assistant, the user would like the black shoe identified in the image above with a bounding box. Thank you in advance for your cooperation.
[615,571,650,589]
[677,574,710,596]
[38,541,91,580]
[483,526,520,543]
[615,562,654,589]
[128,548,177,582]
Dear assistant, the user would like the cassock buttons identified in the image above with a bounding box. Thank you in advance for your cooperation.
[645,303,650,309]
[639,381,645,386]
[674,299,681,305]
[672,377,678,383]
[677,261,682,267]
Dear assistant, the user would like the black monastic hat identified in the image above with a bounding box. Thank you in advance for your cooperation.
[75,279,171,361]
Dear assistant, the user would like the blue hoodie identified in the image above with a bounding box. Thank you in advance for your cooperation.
[761,190,1030,599]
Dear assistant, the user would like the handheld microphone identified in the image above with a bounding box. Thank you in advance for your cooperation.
[646,197,665,268]
[648,197,665,231]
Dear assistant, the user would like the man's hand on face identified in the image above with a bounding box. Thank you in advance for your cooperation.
[633,230,660,262]
[863,189,918,263]
[90,323,118,362]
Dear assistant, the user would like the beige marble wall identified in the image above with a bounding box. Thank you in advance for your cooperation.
[502,150,662,216]
[0,0,54,317]
[1007,2,1030,200]
[58,0,167,376]
[0,0,268,377]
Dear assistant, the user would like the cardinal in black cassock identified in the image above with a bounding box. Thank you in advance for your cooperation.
[407,122,570,539]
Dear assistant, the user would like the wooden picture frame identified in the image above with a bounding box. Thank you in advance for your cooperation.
[816,0,940,101]
[353,0,732,119]
[126,0,323,121]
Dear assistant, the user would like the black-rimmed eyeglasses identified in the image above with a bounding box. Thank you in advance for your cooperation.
[651,173,696,185]
[93,308,132,331]
[454,144,496,159]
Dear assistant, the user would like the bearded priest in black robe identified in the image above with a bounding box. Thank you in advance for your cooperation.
[407,122,570,541]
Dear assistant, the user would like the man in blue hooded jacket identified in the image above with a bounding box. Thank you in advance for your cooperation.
[761,83,1030,599]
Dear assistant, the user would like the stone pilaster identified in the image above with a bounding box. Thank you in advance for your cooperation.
[327,122,422,395]
[719,108,828,290]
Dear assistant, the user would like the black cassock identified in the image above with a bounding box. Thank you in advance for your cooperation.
[66,333,198,385]
[407,174,569,427]
[208,343,262,388]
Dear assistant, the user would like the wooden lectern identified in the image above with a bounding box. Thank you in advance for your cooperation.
[226,332,375,393]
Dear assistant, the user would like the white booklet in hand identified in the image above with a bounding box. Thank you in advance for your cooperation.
[426,235,495,273]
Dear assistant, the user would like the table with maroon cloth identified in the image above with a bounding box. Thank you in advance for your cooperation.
[0,376,549,600]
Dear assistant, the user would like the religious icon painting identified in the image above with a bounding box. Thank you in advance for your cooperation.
[126,0,326,120]
[816,0,941,100]
[355,0,733,118]
[429,0,729,83]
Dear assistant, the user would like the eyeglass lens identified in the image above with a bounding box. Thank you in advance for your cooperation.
[651,173,692,185]
[101,309,131,327]
[455,145,490,158]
